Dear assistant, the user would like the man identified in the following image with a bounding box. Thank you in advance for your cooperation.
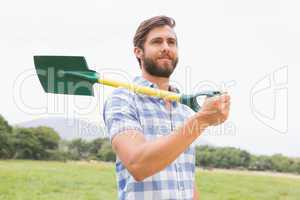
[103,16,230,200]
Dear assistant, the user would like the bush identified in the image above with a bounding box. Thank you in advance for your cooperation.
[96,142,115,162]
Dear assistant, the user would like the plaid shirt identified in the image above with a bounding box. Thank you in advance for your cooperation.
[103,76,196,200]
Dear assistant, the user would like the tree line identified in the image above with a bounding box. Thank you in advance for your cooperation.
[196,145,300,174]
[1,115,300,174]
[0,115,115,162]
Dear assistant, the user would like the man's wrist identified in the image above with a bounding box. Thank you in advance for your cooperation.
[195,111,210,130]
[177,113,209,138]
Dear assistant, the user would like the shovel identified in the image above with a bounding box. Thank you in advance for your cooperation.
[34,55,221,112]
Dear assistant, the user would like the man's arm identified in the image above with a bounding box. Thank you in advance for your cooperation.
[112,113,207,181]
[111,94,230,181]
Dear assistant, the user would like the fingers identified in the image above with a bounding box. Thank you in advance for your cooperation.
[198,92,231,127]
[210,94,229,111]
[220,96,230,110]
[220,93,230,103]
[207,92,230,103]
[218,93,231,121]
[202,93,230,112]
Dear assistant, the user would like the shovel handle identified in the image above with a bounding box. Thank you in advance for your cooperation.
[98,78,181,101]
[180,91,221,112]
[98,78,221,112]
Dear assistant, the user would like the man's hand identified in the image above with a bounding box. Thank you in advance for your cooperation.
[196,93,230,127]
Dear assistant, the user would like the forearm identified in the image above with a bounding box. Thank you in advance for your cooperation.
[129,113,207,180]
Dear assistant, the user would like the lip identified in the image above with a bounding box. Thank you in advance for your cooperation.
[158,58,171,61]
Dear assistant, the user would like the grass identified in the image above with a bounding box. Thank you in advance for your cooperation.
[0,160,117,200]
[196,169,300,200]
[0,160,300,200]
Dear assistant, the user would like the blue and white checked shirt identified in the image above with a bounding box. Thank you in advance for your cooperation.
[103,76,196,200]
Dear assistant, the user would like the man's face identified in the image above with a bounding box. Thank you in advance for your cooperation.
[140,25,178,78]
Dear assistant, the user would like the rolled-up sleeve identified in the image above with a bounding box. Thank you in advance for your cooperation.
[103,88,143,142]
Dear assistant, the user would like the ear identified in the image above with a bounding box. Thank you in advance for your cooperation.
[134,47,144,59]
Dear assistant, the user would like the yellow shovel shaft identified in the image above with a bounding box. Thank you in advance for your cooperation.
[98,78,181,101]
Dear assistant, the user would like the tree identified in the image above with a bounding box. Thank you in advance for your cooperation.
[88,138,106,154]
[68,139,90,160]
[33,126,60,150]
[249,155,273,171]
[97,140,115,162]
[13,126,60,160]
[288,159,300,174]
[271,154,291,172]
[13,127,42,159]
[0,115,14,158]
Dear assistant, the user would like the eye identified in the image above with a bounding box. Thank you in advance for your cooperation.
[152,39,162,44]
[168,39,176,45]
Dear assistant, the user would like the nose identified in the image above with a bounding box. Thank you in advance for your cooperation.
[161,41,170,53]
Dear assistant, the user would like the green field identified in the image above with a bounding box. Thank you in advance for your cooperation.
[0,160,300,200]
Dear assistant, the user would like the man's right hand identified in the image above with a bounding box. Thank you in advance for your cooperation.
[196,93,231,127]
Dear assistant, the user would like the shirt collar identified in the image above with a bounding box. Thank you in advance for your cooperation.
[133,76,180,107]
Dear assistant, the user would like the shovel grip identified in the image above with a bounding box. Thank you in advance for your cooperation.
[180,91,221,112]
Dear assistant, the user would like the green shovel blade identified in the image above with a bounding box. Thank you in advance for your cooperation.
[34,56,98,96]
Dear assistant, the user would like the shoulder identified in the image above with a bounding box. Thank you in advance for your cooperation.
[106,88,137,103]
[103,88,139,115]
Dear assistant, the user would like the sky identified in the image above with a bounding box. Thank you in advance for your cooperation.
[1,0,299,157]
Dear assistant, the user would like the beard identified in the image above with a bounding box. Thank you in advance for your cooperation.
[142,55,178,78]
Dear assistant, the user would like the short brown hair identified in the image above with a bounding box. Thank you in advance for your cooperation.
[133,15,176,66]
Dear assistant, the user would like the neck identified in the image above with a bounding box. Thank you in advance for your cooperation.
[141,70,170,91]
